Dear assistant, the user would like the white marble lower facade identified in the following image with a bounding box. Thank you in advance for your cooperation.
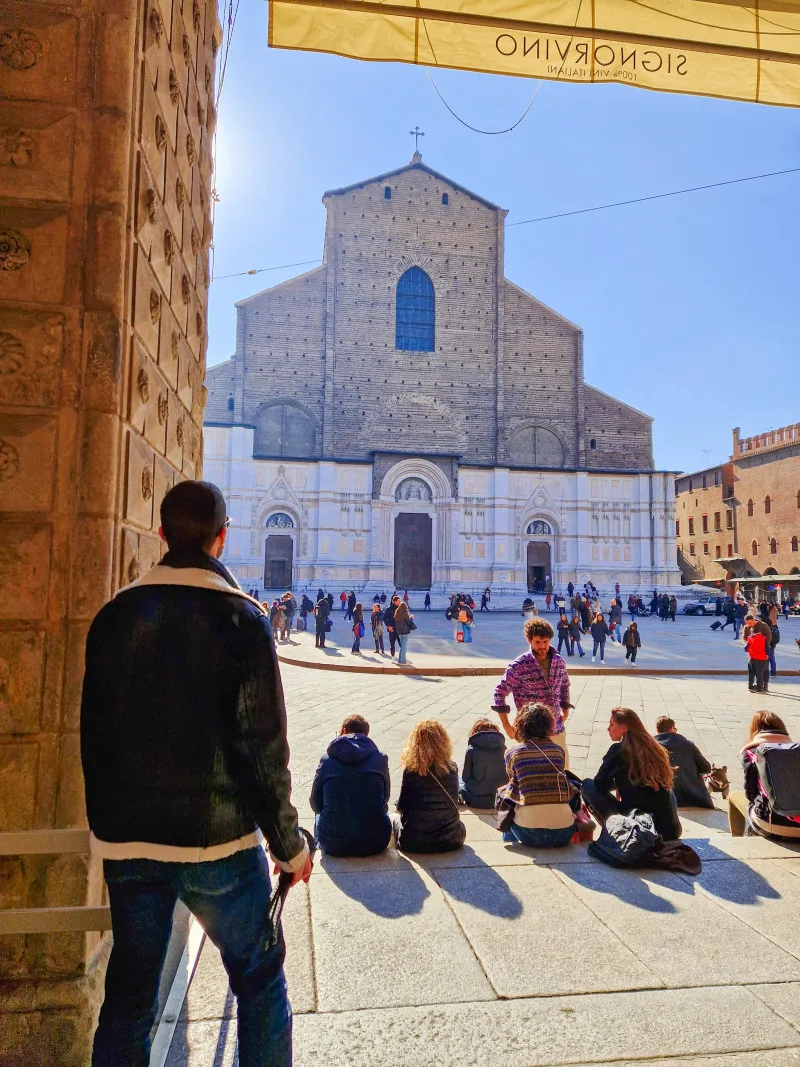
[203,426,681,601]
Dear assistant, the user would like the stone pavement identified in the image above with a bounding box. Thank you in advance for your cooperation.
[163,667,800,1067]
[277,609,800,675]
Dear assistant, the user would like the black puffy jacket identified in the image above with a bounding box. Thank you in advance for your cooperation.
[461,731,508,808]
[396,763,465,853]
[310,733,392,856]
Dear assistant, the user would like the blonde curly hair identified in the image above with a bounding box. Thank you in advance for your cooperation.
[400,719,453,777]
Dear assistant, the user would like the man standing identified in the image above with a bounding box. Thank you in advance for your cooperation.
[81,481,311,1066]
[492,618,573,760]
[315,591,331,648]
[384,594,401,657]
[734,597,748,640]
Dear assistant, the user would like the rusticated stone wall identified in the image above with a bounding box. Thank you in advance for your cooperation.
[0,0,218,1059]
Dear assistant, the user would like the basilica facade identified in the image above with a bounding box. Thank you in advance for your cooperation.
[203,156,680,599]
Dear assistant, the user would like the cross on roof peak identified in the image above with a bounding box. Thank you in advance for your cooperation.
[409,126,424,161]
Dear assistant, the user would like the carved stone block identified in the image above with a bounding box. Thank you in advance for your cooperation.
[0,743,38,831]
[0,109,73,202]
[174,102,193,201]
[152,455,174,531]
[0,413,56,511]
[0,310,62,407]
[120,525,140,588]
[0,522,51,619]
[186,74,202,161]
[157,301,181,389]
[70,516,113,619]
[124,430,155,529]
[78,409,119,516]
[169,3,190,101]
[0,631,45,734]
[188,161,205,239]
[165,389,183,468]
[62,621,89,731]
[135,154,161,260]
[139,78,167,198]
[132,246,162,362]
[138,531,163,572]
[0,14,77,105]
[128,342,168,456]
[181,416,199,478]
[82,309,122,415]
[0,206,68,304]
[163,150,186,252]
[55,732,85,828]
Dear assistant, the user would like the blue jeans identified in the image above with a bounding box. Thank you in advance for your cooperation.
[609,627,622,643]
[768,646,776,677]
[462,622,473,644]
[502,823,575,848]
[93,847,291,1067]
[592,638,606,660]
[397,633,410,664]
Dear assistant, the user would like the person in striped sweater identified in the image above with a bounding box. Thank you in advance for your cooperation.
[502,703,580,848]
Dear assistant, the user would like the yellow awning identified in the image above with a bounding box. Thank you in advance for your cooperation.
[268,0,800,108]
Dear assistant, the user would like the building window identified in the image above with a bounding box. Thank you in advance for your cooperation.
[702,474,707,489]
[227,395,234,411]
[395,266,435,351]
[675,520,680,536]
[384,186,391,199]
[770,538,777,554]
[764,495,771,514]
[590,438,597,450]
[702,514,708,533]
[688,518,694,535]
[714,512,721,531]
[703,542,709,555]
[728,543,733,556]
[747,499,754,517]
[715,545,721,558]
[797,490,800,509]
[689,479,693,492]
[792,536,798,552]
[441,193,449,205]
[689,543,696,556]
[714,471,719,486]
[253,403,317,459]
[726,510,733,529]
[751,540,758,556]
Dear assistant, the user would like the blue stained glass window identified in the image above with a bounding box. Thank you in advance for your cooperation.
[396,267,435,351]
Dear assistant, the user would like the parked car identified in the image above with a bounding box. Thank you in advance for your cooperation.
[682,597,719,616]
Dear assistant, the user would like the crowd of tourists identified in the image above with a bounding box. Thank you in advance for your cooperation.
[77,481,800,1065]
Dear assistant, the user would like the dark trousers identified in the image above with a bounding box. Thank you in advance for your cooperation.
[625,646,637,662]
[557,635,571,656]
[374,633,385,653]
[388,627,397,655]
[93,848,291,1067]
[751,658,769,692]
[592,638,606,659]
[315,623,326,648]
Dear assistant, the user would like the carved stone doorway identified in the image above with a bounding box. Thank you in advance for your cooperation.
[264,535,293,589]
[527,541,551,593]
[394,513,432,589]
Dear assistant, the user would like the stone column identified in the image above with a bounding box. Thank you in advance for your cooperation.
[0,0,219,1060]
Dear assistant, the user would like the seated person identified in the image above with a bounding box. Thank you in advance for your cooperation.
[654,716,714,809]
[395,720,466,853]
[729,711,800,841]
[459,718,508,808]
[310,714,392,856]
[502,703,579,848]
[583,708,681,841]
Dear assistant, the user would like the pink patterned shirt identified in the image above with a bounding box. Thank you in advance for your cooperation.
[492,648,571,734]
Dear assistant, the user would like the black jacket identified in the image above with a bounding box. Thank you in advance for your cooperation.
[655,732,713,808]
[461,731,508,808]
[396,763,466,853]
[80,552,304,865]
[591,743,681,841]
[590,620,610,641]
[310,733,392,856]
[622,628,641,648]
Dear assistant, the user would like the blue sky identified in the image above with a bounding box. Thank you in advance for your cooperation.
[208,1,800,474]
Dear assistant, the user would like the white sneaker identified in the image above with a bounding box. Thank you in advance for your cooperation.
[591,656,595,662]
[600,659,605,665]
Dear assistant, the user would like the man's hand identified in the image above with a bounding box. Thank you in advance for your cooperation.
[275,851,313,888]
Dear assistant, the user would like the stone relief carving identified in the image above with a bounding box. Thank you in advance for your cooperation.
[137,367,150,402]
[190,227,200,255]
[154,114,167,152]
[168,68,180,105]
[181,275,190,304]
[175,416,185,447]
[0,333,24,375]
[149,8,164,43]
[395,477,432,502]
[149,288,161,323]
[192,0,202,33]
[196,101,205,126]
[0,29,43,70]
[0,230,31,271]
[145,187,157,224]
[176,177,186,211]
[0,129,35,167]
[182,34,192,65]
[157,392,168,424]
[163,229,174,264]
[0,439,19,481]
[526,520,553,535]
[266,512,294,529]
[128,557,141,583]
[141,466,153,500]
[170,330,179,360]
[205,66,212,93]
[186,132,196,166]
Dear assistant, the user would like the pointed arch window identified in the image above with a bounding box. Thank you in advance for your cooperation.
[764,495,771,514]
[396,266,435,351]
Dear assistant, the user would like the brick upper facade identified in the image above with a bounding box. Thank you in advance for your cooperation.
[206,158,654,472]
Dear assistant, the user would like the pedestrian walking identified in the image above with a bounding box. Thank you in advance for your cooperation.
[81,480,311,1067]
[315,593,331,648]
[345,590,356,621]
[590,612,610,664]
[458,601,474,643]
[609,599,623,644]
[669,595,678,622]
[339,590,347,612]
[351,603,365,655]
[556,613,572,656]
[403,589,410,604]
[623,621,641,664]
[370,603,385,654]
[569,613,586,658]
[424,591,431,611]
[395,601,416,664]
[384,594,401,657]
[480,591,490,612]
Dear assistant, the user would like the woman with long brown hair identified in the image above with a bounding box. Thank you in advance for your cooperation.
[582,708,681,840]
[395,720,466,853]
[729,710,799,839]
[394,600,415,665]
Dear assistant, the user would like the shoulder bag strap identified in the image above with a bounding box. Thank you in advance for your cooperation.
[429,771,462,813]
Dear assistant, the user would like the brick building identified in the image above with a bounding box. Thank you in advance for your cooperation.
[204,156,679,598]
[675,423,800,587]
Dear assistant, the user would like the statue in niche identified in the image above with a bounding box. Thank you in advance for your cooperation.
[265,511,294,529]
[526,520,553,536]
[395,477,432,503]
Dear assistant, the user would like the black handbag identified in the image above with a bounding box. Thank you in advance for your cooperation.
[494,785,516,833]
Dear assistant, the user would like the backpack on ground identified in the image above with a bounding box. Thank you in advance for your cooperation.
[756,743,800,820]
[587,811,659,868]
[648,840,702,875]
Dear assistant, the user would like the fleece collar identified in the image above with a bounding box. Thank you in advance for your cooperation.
[120,552,265,613]
[741,731,792,754]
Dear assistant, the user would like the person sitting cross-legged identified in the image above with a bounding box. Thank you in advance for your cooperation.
[582,708,681,841]
[310,714,392,857]
[395,720,466,854]
[502,703,580,848]
[654,717,714,809]
[459,718,508,809]
[728,711,800,841]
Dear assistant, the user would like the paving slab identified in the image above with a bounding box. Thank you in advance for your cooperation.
[553,865,800,987]
[435,864,662,997]
[417,841,595,869]
[689,835,800,862]
[749,982,800,1031]
[282,881,316,1014]
[164,1017,237,1067]
[292,986,800,1067]
[573,1054,800,1067]
[179,938,235,1022]
[309,865,494,1010]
